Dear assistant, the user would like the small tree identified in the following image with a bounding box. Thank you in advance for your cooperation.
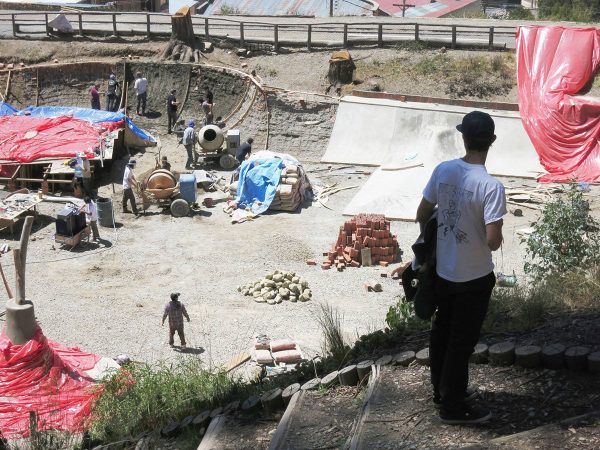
[523,185,600,281]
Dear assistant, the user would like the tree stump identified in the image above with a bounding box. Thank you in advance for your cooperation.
[326,50,355,95]
[416,348,430,366]
[565,346,590,371]
[321,371,339,388]
[338,365,359,386]
[261,388,284,411]
[515,345,542,369]
[241,395,262,413]
[356,360,374,381]
[161,422,180,438]
[223,400,240,413]
[161,6,201,63]
[542,343,565,369]
[192,410,210,428]
[179,415,194,429]
[282,383,301,405]
[470,343,489,364]
[587,352,600,374]
[300,378,320,391]
[375,355,393,366]
[393,351,415,367]
[209,406,223,418]
[489,342,515,366]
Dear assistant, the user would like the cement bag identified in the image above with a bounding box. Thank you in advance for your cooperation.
[252,349,273,365]
[272,349,303,364]
[270,338,296,352]
[48,14,74,33]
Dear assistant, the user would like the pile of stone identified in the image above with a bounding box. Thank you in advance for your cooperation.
[238,270,312,304]
[320,213,401,271]
[269,165,303,212]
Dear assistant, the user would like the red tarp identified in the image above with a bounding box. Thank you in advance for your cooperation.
[516,26,600,182]
[0,327,102,438]
[0,115,107,163]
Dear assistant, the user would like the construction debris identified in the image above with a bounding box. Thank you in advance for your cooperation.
[270,164,304,212]
[238,270,312,304]
[321,214,401,271]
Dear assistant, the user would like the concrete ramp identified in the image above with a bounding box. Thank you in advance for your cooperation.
[323,96,544,220]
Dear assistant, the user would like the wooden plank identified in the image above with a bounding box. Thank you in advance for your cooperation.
[347,365,381,450]
[267,390,305,450]
[222,350,251,373]
[197,414,226,450]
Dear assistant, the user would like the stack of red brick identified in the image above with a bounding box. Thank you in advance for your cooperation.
[320,214,400,271]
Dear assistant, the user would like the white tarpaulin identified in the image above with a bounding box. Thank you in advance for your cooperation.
[48,14,74,34]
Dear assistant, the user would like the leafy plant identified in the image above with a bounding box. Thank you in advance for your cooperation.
[385,297,429,334]
[523,185,600,281]
[217,4,240,15]
[508,6,535,20]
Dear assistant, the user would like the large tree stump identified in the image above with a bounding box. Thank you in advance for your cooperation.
[326,50,355,95]
[161,6,201,63]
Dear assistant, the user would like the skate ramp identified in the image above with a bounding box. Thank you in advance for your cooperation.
[323,96,544,220]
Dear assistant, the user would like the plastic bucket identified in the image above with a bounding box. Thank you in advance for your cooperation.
[96,197,114,228]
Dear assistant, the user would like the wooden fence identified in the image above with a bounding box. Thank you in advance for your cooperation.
[0,12,516,50]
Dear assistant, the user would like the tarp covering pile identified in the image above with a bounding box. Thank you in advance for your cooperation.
[0,103,155,163]
[516,26,600,182]
[236,158,284,215]
[0,328,101,438]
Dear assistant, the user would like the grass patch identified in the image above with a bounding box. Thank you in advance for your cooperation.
[89,358,247,443]
[315,303,351,368]
[395,40,431,52]
[217,4,241,15]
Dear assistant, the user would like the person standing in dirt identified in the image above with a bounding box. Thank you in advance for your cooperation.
[182,120,198,169]
[201,97,213,125]
[416,111,505,425]
[205,87,213,105]
[83,196,100,241]
[166,89,178,134]
[90,83,101,110]
[122,159,139,215]
[162,293,190,348]
[134,71,148,116]
[236,137,253,165]
[106,73,120,112]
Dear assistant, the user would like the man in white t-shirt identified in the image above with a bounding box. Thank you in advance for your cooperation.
[134,72,148,116]
[122,160,139,215]
[416,111,506,425]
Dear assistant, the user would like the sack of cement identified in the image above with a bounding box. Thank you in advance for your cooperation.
[48,14,74,33]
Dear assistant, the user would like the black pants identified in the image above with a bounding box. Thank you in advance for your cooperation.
[169,325,186,346]
[106,94,117,111]
[430,272,495,412]
[136,92,147,115]
[167,110,177,133]
[122,188,138,213]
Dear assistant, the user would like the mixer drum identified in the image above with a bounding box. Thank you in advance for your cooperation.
[199,125,224,152]
[146,169,177,190]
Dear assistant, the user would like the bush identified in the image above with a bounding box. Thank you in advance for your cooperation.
[315,303,351,367]
[395,40,431,52]
[523,185,600,281]
[385,297,428,334]
[508,6,535,20]
[90,359,246,442]
[539,0,597,21]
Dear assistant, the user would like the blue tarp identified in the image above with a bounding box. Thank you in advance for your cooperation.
[236,158,284,215]
[16,106,156,145]
[0,103,155,146]
[0,102,17,116]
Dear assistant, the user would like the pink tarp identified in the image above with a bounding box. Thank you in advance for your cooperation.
[0,115,106,163]
[516,26,600,182]
[0,328,102,438]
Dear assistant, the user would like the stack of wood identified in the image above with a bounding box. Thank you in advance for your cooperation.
[269,164,304,212]
[321,213,400,271]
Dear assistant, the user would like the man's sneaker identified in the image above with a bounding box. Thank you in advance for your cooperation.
[440,405,492,425]
[433,387,478,407]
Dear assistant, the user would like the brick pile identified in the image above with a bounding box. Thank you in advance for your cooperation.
[270,164,302,212]
[320,214,401,271]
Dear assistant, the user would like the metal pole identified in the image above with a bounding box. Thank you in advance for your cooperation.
[488,26,494,51]
[274,24,279,52]
[451,25,456,49]
[378,24,383,47]
[307,24,312,51]
[402,0,406,17]
[415,23,419,41]
[330,0,333,17]
[240,22,244,47]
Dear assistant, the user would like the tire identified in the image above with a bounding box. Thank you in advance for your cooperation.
[170,199,190,217]
[219,154,238,170]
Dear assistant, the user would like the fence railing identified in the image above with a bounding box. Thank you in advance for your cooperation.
[0,12,516,50]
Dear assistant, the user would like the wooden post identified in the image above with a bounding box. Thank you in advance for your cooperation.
[343,23,348,48]
[451,25,456,49]
[488,26,494,51]
[44,13,49,36]
[205,17,209,39]
[13,249,23,304]
[274,24,279,52]
[146,13,151,39]
[415,23,419,41]
[78,12,82,36]
[240,22,244,46]
[307,24,312,51]
[112,13,118,36]
[378,24,382,47]
[11,14,16,36]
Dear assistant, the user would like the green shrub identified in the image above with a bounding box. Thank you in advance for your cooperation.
[385,297,428,334]
[395,40,431,52]
[90,359,246,442]
[508,6,535,20]
[539,0,597,21]
[523,185,600,281]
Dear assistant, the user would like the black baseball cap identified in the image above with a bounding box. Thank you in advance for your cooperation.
[456,111,495,139]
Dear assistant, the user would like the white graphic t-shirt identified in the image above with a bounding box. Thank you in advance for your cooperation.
[423,158,506,282]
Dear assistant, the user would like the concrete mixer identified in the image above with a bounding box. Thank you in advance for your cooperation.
[139,169,197,217]
[176,124,239,170]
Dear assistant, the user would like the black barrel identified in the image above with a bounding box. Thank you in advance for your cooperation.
[96,197,114,228]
